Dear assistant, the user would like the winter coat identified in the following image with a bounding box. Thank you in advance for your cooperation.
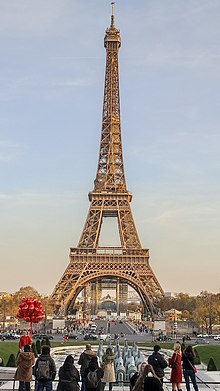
[15,351,35,382]
[101,352,115,383]
[34,353,56,381]
[169,353,182,383]
[78,349,96,377]
[182,352,196,371]
[101,362,115,383]
[148,352,168,379]
[144,377,163,391]
[57,362,80,391]
[130,372,139,389]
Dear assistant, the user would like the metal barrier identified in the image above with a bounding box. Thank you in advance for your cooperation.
[0,379,220,390]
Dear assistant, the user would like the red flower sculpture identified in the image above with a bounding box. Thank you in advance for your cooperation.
[17,297,45,338]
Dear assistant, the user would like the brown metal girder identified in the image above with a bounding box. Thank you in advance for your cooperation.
[62,269,160,316]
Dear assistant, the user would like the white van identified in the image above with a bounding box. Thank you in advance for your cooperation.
[90,323,97,332]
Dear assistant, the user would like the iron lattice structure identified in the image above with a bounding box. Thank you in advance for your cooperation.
[52,5,164,318]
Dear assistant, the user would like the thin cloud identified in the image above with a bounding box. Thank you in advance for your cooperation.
[143,205,219,226]
[54,79,92,88]
[0,191,83,206]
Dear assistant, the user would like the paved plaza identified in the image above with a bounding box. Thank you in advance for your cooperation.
[0,345,219,390]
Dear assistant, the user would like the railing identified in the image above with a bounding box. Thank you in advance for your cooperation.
[0,379,220,390]
[70,247,149,256]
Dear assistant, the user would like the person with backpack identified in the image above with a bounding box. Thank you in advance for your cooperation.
[57,355,80,391]
[101,347,115,391]
[15,344,35,391]
[34,345,56,391]
[84,356,104,391]
[78,344,96,391]
[148,345,168,384]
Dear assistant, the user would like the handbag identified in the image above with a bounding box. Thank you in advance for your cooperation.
[187,359,197,373]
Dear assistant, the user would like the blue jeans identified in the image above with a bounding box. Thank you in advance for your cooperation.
[183,369,198,391]
[37,381,53,391]
[81,377,86,391]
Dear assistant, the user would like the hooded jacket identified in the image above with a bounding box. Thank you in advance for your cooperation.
[15,351,35,382]
[78,348,96,376]
[57,361,80,391]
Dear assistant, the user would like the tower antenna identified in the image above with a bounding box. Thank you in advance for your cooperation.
[111,1,115,28]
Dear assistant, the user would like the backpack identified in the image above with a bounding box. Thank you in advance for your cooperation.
[86,369,99,388]
[36,359,50,380]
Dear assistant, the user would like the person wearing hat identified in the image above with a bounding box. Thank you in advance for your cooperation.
[78,344,96,391]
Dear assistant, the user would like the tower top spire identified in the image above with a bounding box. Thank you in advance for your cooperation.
[111,2,115,28]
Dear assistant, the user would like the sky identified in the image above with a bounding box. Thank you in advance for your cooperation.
[0,0,220,297]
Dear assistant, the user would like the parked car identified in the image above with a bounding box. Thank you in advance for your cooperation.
[83,333,98,341]
[32,334,54,340]
[213,335,220,340]
[196,333,209,338]
[195,338,209,344]
[66,334,78,340]
[156,336,172,342]
[0,332,19,340]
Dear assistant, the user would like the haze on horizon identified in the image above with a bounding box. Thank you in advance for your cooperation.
[0,1,219,297]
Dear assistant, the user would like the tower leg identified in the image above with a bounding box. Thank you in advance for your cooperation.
[116,278,120,316]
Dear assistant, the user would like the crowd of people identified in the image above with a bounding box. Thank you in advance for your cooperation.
[14,330,199,391]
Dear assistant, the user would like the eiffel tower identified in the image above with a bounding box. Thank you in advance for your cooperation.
[52,3,164,319]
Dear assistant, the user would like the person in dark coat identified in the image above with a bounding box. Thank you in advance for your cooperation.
[57,355,80,391]
[15,344,35,391]
[84,356,104,391]
[148,345,168,384]
[131,364,163,391]
[182,346,198,391]
[78,344,97,391]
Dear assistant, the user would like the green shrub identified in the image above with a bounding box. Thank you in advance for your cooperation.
[41,338,47,347]
[207,357,217,371]
[194,348,201,365]
[6,353,16,367]
[36,340,41,354]
[41,337,50,347]
[31,342,38,358]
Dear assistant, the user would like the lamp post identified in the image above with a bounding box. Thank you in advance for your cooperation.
[0,294,6,332]
[173,309,177,339]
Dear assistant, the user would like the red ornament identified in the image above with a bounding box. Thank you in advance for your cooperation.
[16,297,45,338]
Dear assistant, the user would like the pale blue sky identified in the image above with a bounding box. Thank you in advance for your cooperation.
[0,1,219,295]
